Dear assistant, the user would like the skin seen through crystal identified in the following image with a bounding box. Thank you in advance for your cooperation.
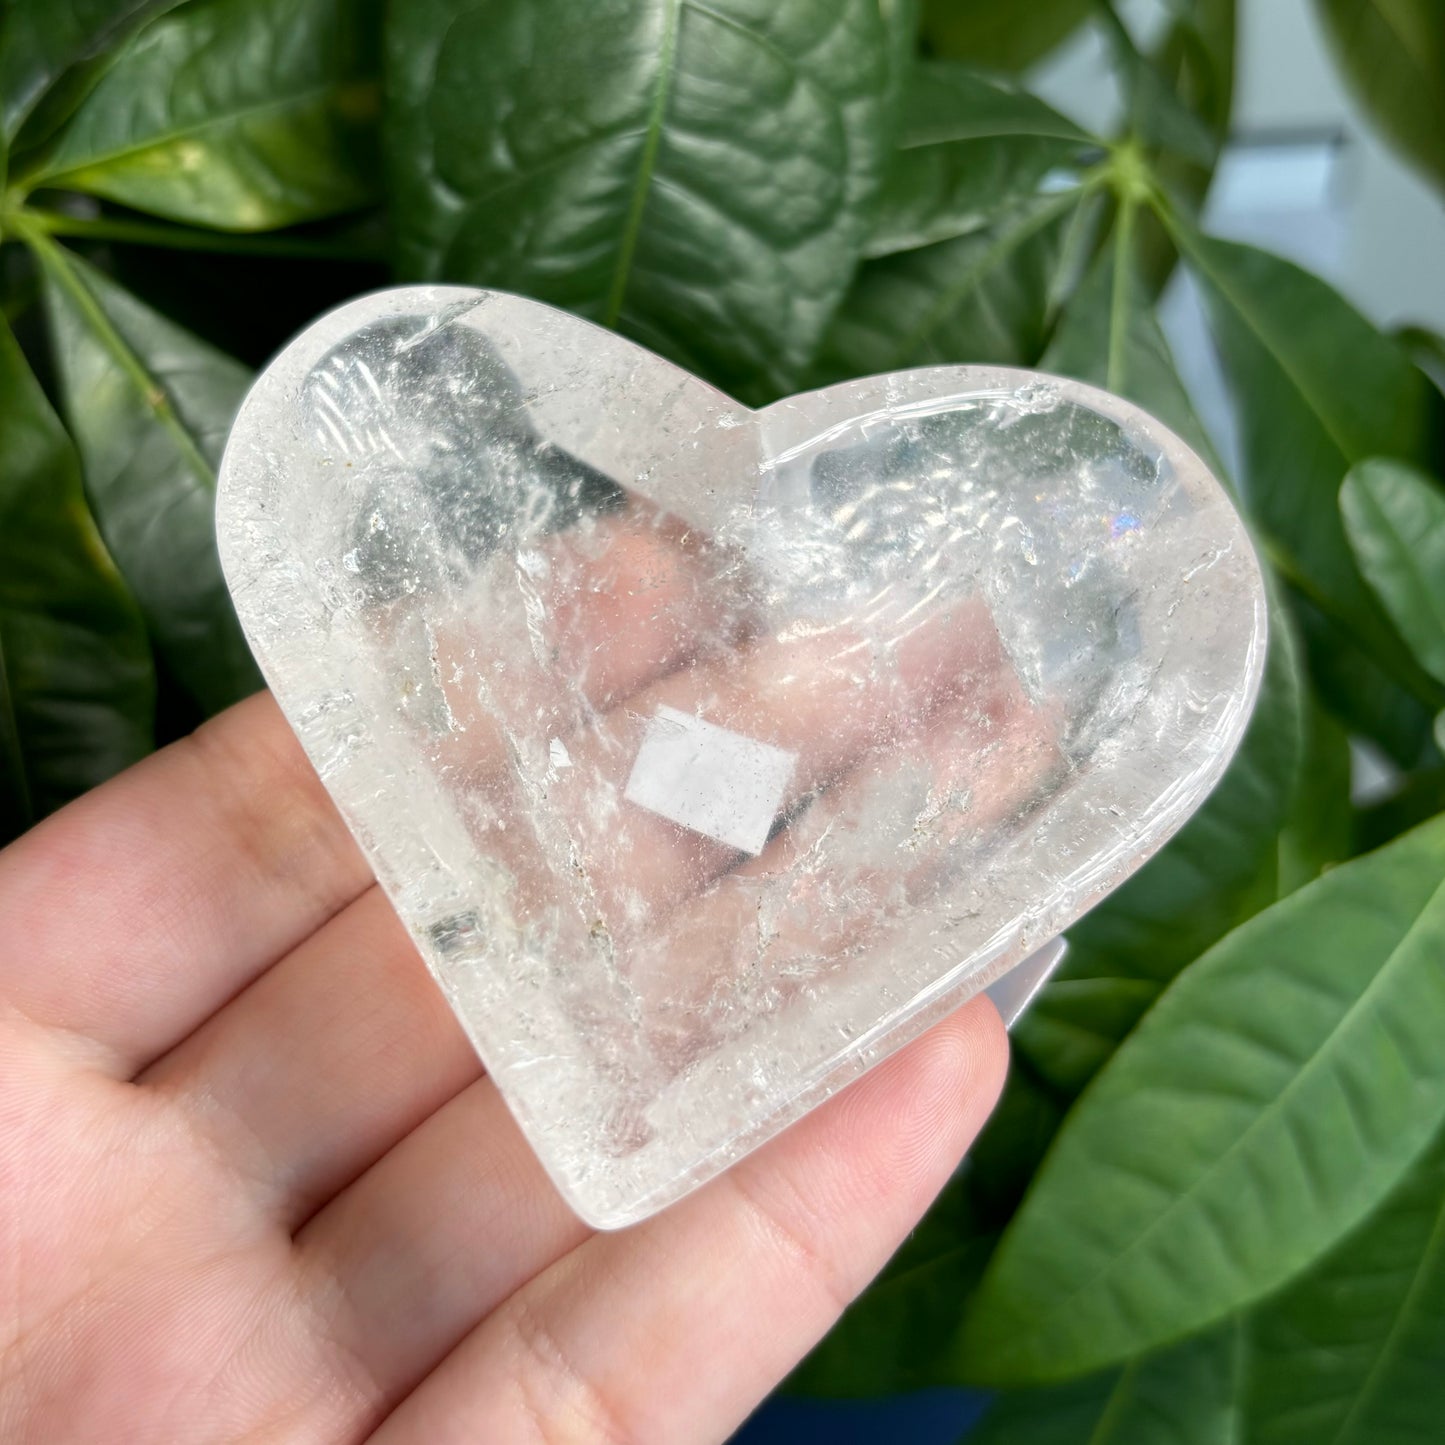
[417,492,1062,1080]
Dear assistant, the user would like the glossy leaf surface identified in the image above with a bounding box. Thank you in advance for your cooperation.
[867,62,1090,258]
[0,312,153,843]
[0,0,175,144]
[812,187,1083,380]
[1246,1125,1445,1444]
[962,818,1445,1383]
[35,239,260,714]
[30,0,380,231]
[386,0,895,400]
[1342,458,1445,686]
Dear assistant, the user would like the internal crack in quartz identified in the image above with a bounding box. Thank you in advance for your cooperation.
[217,288,1266,1227]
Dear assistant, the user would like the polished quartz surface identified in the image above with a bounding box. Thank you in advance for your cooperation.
[218,287,1265,1227]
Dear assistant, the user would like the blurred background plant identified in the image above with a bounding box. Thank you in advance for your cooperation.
[2,0,1444,1440]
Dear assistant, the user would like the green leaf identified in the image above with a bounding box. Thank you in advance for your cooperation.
[1172,222,1445,729]
[1246,1123,1445,1444]
[1396,324,1445,395]
[30,236,260,715]
[811,186,1086,381]
[970,1322,1243,1445]
[1313,0,1445,196]
[920,0,1093,73]
[866,61,1092,258]
[1276,692,1353,893]
[1156,0,1237,145]
[26,0,381,231]
[898,60,1092,148]
[0,0,177,145]
[1342,458,1445,687]
[0,312,153,844]
[1042,198,1221,468]
[1009,974,1163,1103]
[1355,766,1445,854]
[960,816,1445,1384]
[1017,589,1306,1096]
[385,0,895,401]
[1133,0,1237,292]
[1291,591,1437,767]
[1098,6,1218,168]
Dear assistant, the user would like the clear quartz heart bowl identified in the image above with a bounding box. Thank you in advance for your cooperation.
[217,287,1265,1227]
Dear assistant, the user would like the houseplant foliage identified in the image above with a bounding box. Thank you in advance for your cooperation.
[1,0,1443,1436]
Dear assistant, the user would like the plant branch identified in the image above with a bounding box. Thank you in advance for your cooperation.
[1107,194,1138,392]
[11,216,216,485]
[13,207,384,262]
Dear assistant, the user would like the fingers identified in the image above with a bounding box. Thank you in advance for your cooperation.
[629,674,1062,1069]
[540,593,1008,939]
[0,692,371,1074]
[294,1070,592,1419]
[365,999,1009,1445]
[138,886,481,1224]
[428,503,752,784]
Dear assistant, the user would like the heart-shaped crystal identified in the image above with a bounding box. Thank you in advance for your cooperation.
[217,287,1265,1228]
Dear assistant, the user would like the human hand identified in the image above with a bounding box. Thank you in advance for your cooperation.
[0,688,1007,1443]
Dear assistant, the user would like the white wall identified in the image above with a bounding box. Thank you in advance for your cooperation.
[1032,0,1445,479]
[1034,0,1445,333]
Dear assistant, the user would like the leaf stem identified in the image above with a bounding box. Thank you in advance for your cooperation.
[13,207,384,261]
[1107,193,1137,393]
[885,185,1089,370]
[13,217,216,485]
[604,0,681,326]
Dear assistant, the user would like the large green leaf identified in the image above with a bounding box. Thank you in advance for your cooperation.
[385,0,895,401]
[1246,1124,1445,1444]
[24,0,380,231]
[969,1322,1243,1445]
[1341,458,1445,686]
[0,0,176,145]
[1172,223,1445,742]
[1313,0,1445,196]
[960,816,1445,1384]
[0,312,153,844]
[920,0,1093,73]
[30,236,260,715]
[810,186,1086,381]
[1043,200,1221,466]
[867,61,1091,258]
[1275,690,1353,893]
[1291,591,1437,766]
